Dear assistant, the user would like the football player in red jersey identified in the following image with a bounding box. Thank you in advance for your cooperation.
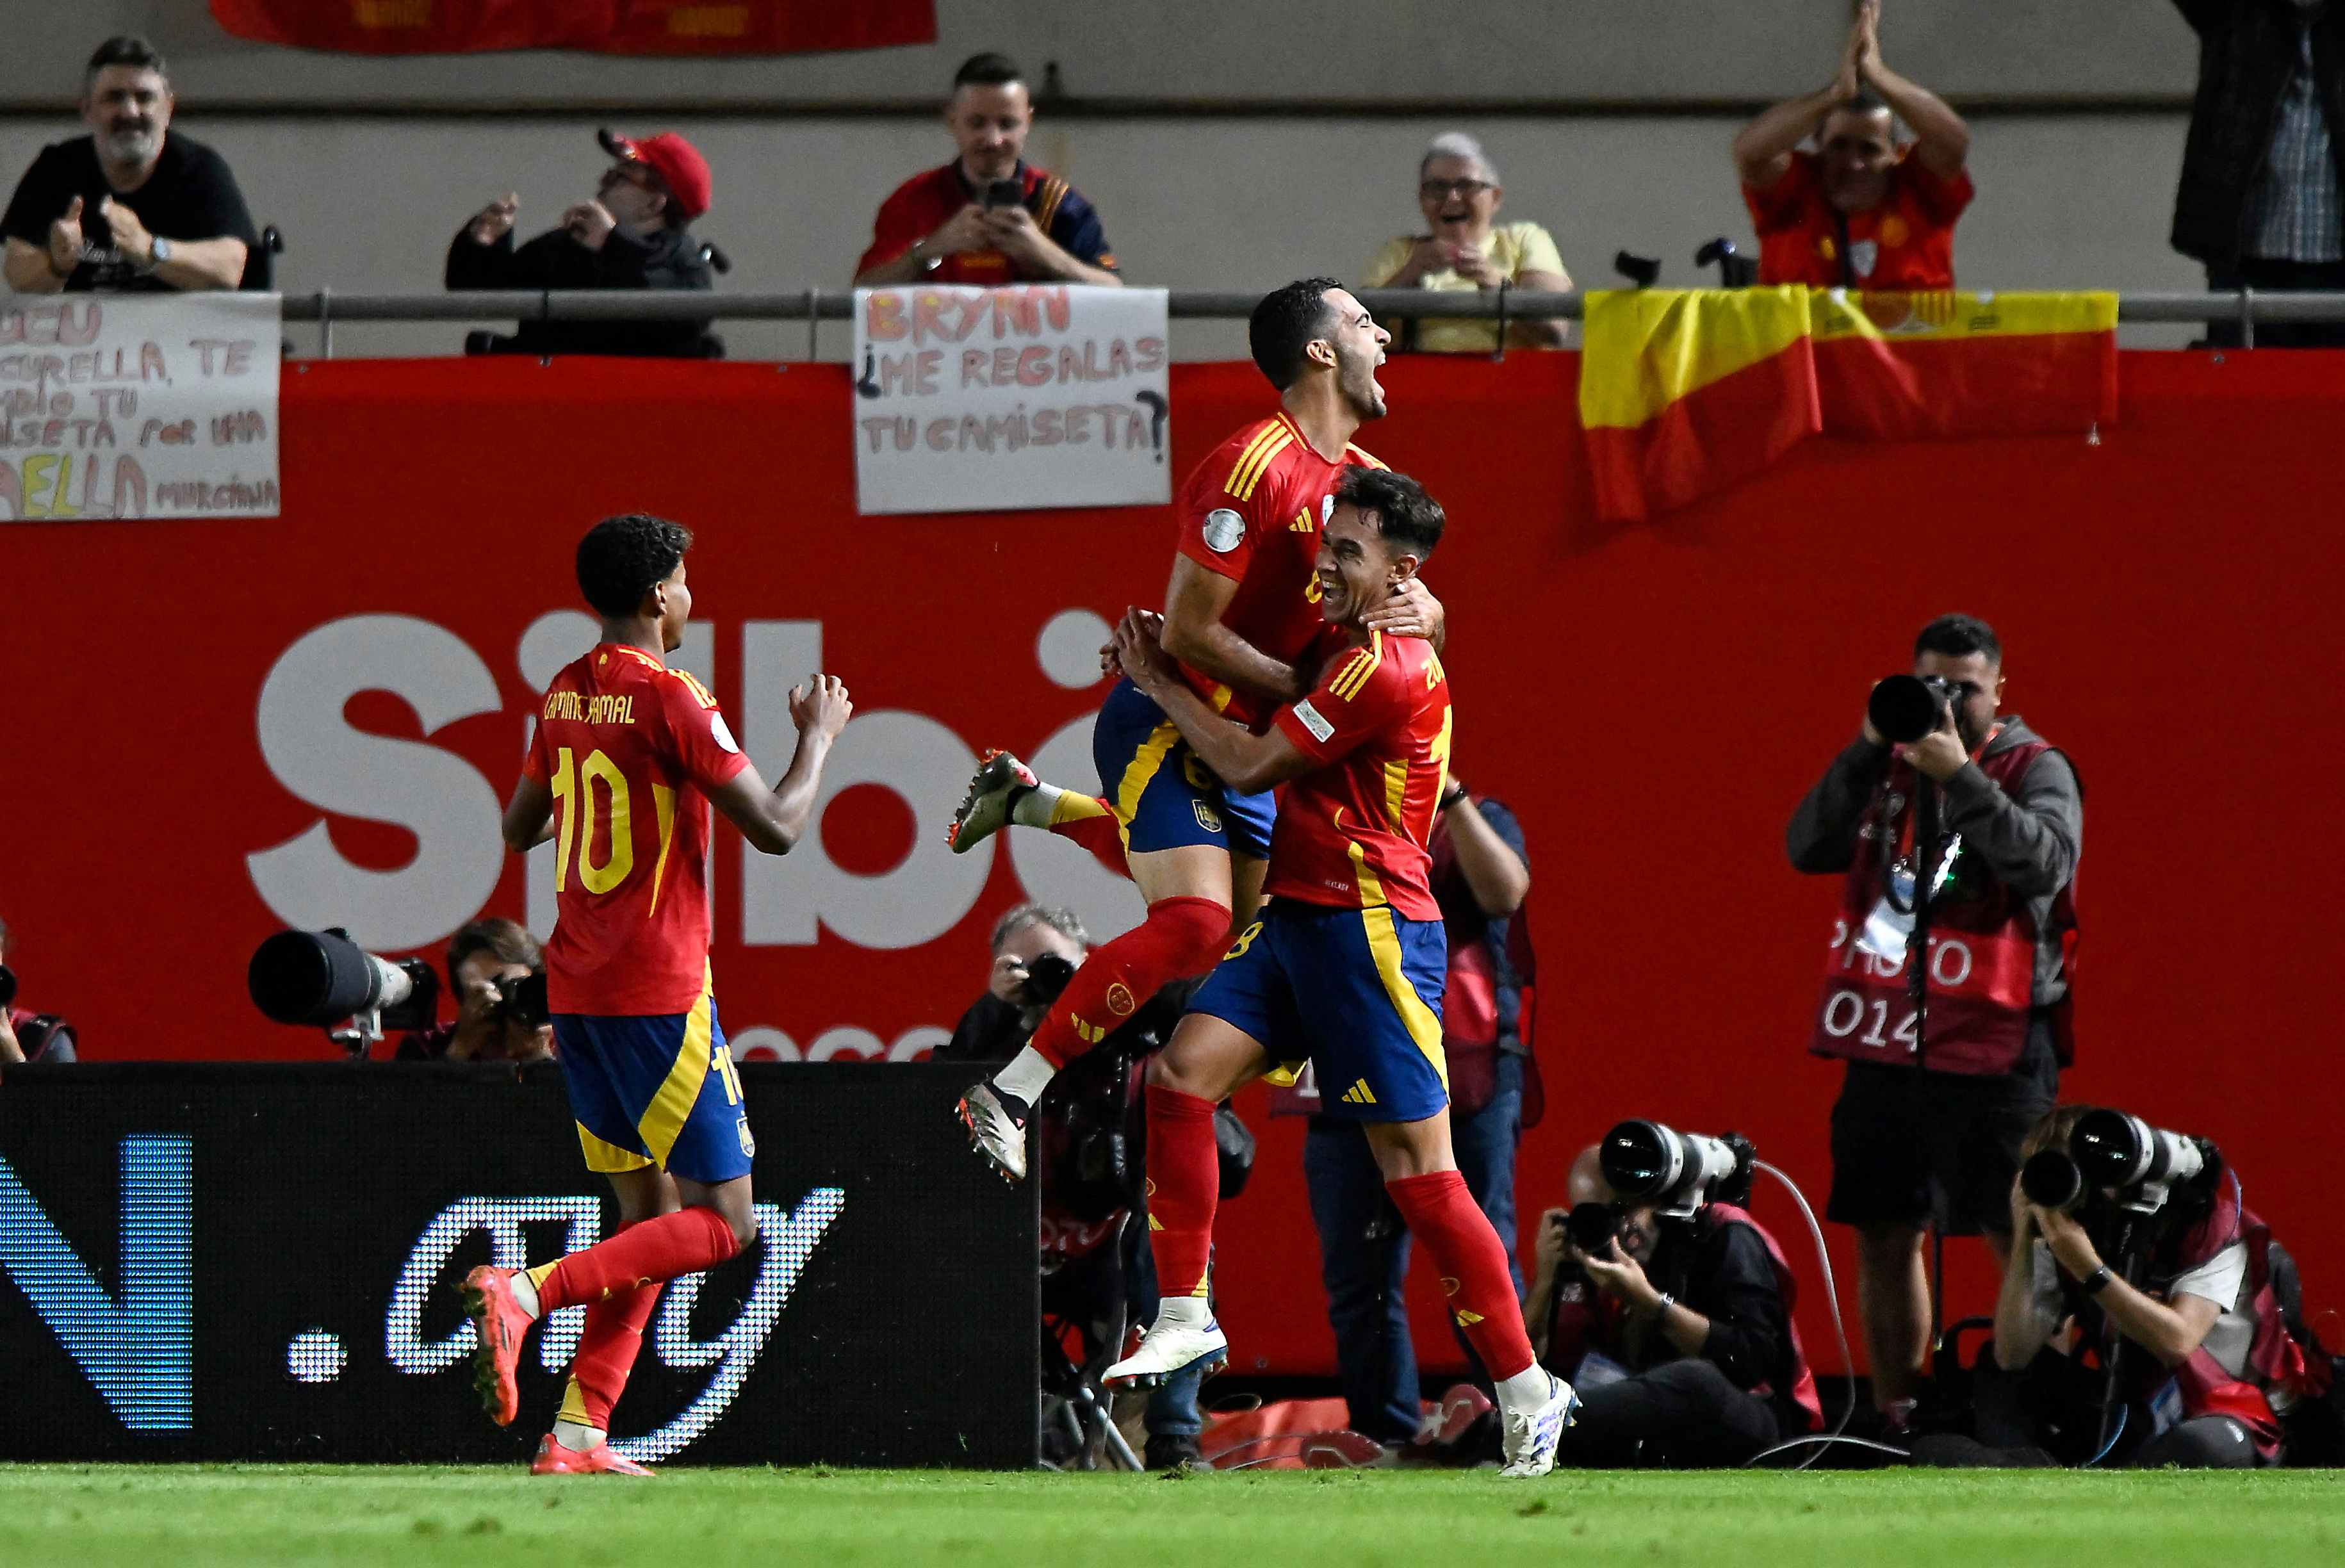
[1097,467,1577,1478]
[458,512,852,1475]
[947,279,1443,1180]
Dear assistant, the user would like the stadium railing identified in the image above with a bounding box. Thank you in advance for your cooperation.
[280,288,2345,355]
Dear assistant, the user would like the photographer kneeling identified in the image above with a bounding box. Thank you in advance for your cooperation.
[397,917,551,1063]
[1524,1127,1822,1468]
[938,904,1213,1469]
[1961,1104,2319,1468]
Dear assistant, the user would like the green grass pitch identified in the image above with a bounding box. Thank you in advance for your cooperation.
[1,1465,2339,1567]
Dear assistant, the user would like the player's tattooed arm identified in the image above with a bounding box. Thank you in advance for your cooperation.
[1159,555,1314,705]
[500,776,557,853]
[710,674,854,855]
[1113,611,1316,796]
[1359,576,1446,651]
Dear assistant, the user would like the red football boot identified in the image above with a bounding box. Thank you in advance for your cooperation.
[459,1265,533,1426]
[531,1433,654,1476]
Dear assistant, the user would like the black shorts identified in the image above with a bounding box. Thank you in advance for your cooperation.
[1826,1015,2059,1236]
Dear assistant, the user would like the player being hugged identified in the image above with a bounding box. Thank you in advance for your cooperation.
[948,278,1441,1178]
[461,512,852,1476]
[1098,467,1577,1479]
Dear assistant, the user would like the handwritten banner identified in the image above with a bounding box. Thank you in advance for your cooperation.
[851,285,1171,516]
[0,292,281,521]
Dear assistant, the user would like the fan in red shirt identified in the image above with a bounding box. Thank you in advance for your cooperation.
[1733,1,1973,291]
[853,53,1120,289]
[457,512,852,1478]
[1088,465,1578,1480]
[942,279,1444,1188]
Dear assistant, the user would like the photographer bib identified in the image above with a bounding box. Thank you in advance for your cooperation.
[1811,738,2061,1077]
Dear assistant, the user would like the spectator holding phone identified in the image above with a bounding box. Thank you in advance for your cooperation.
[854,53,1122,288]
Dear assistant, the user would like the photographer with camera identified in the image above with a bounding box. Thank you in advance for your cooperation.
[1524,1123,1822,1467]
[0,915,76,1065]
[396,917,551,1063]
[1950,1105,2321,1468]
[1788,613,2080,1426]
[938,904,1211,1469]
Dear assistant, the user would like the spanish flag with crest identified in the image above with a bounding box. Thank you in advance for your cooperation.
[1580,288,2118,523]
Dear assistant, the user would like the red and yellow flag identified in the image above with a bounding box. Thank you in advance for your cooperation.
[1579,288,1822,524]
[1811,290,2118,441]
[1580,288,2119,522]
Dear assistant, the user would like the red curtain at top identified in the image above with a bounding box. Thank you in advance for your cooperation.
[209,0,935,56]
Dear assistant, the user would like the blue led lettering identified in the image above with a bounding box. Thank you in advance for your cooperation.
[0,1136,193,1429]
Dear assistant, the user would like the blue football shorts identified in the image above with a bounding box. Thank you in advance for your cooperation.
[1092,676,1277,861]
[1187,897,1450,1123]
[551,985,755,1184]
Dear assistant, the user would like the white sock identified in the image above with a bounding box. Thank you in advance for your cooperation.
[992,1045,1058,1106]
[551,1419,605,1452]
[509,1270,541,1319]
[1153,1295,1213,1331]
[1009,781,1065,829]
[1497,1364,1555,1412]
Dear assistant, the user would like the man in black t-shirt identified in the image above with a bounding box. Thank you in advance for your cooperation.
[1,37,256,294]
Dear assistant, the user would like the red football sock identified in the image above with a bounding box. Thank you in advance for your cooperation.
[533,1205,739,1314]
[1045,795,1129,876]
[1143,1084,1221,1299]
[1024,895,1228,1068]
[1386,1170,1537,1381]
[553,1222,661,1433]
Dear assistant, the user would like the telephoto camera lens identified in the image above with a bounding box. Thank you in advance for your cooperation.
[247,929,436,1033]
[1565,1202,1621,1255]
[2071,1108,2210,1192]
[2019,1149,2085,1211]
[1598,1120,1749,1210]
[1868,675,1946,745]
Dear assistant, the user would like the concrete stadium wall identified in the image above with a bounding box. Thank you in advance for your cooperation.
[2,0,2202,104]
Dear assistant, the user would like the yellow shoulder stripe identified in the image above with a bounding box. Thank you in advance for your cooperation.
[1328,630,1384,701]
[1343,445,1388,471]
[1227,423,1295,502]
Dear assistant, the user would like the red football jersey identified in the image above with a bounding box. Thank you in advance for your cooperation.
[523,643,751,1015]
[1267,628,1452,922]
[1173,412,1385,728]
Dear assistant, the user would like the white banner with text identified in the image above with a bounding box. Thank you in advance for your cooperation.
[0,291,281,521]
[851,284,1170,516]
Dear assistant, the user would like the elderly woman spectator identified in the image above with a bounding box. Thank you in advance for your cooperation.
[1362,132,1571,352]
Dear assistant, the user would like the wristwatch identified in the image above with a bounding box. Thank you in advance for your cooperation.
[908,236,941,274]
[146,235,174,269]
[2082,1265,2114,1295]
[1649,1291,1676,1320]
[1438,785,1469,813]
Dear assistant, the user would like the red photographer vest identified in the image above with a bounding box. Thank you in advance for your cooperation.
[1811,739,2076,1077]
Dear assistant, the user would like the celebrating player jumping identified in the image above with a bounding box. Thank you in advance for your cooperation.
[460,512,852,1475]
[1095,466,1575,1478]
[947,277,1442,1178]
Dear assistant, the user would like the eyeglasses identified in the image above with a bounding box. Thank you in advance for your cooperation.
[1419,179,1493,200]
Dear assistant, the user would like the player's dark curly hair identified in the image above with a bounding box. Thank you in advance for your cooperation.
[1915,613,2000,666]
[1250,277,1345,391]
[1336,465,1444,560]
[576,512,693,619]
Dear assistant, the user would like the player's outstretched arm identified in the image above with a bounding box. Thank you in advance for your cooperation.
[1159,556,1314,706]
[502,776,557,853]
[1113,612,1314,796]
[709,674,853,856]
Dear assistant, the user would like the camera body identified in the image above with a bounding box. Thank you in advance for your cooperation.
[486,968,550,1033]
[1868,673,1974,745]
[1020,952,1077,1009]
[1598,1120,1756,1217]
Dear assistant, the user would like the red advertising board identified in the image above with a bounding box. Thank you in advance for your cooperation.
[6,350,2342,1375]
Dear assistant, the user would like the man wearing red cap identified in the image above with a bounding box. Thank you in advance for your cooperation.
[447,129,718,357]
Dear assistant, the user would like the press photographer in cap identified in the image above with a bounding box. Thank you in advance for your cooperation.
[1927,1104,2329,1467]
[1523,1122,1822,1467]
[1788,613,2081,1430]
[446,129,717,358]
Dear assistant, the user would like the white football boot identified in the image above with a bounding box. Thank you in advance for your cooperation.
[1498,1373,1578,1478]
[1104,1314,1230,1389]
